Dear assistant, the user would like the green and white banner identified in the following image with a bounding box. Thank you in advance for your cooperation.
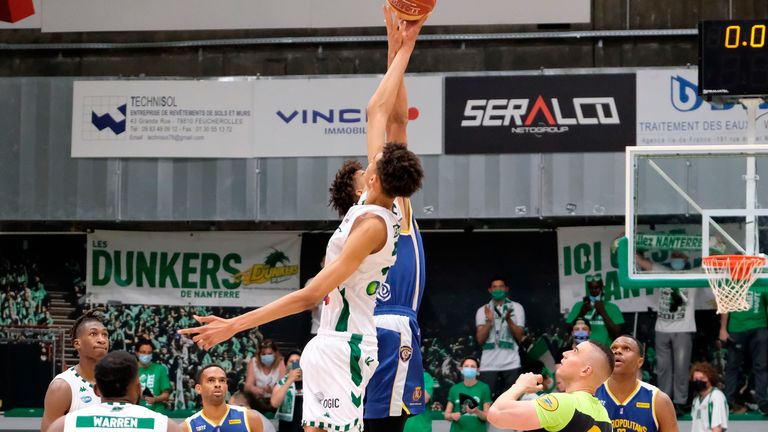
[87,230,301,307]
[558,226,715,314]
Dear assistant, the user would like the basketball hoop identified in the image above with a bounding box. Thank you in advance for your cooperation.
[703,255,766,314]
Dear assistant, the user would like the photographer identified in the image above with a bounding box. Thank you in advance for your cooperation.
[565,275,624,347]
[270,350,303,432]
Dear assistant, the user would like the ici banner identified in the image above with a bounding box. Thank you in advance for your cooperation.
[444,74,637,154]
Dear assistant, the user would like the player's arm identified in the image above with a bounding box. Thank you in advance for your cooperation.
[367,16,426,164]
[487,374,544,430]
[46,416,65,432]
[246,409,265,432]
[178,420,192,432]
[381,5,409,150]
[655,391,680,432]
[179,216,387,349]
[40,379,72,432]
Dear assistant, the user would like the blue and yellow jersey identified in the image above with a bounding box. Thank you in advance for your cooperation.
[376,198,426,313]
[595,380,659,432]
[184,404,251,432]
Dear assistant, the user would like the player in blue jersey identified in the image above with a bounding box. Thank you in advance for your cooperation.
[327,7,427,432]
[596,335,678,432]
[182,364,269,432]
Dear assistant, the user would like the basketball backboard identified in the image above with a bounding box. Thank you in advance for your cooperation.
[621,145,768,291]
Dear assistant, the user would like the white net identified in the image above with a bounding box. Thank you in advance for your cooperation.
[703,255,766,314]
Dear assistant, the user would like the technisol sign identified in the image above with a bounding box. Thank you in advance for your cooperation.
[444,74,637,154]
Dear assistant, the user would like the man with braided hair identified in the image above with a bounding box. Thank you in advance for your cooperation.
[41,310,110,432]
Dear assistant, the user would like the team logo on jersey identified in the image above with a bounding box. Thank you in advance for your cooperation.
[228,419,242,424]
[536,395,559,411]
[195,425,206,431]
[636,402,651,409]
[399,346,413,362]
[366,281,381,296]
[376,282,392,302]
[80,395,92,403]
[412,386,422,401]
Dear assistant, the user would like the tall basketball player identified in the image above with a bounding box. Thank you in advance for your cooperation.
[595,335,679,432]
[179,16,427,432]
[362,7,428,432]
[41,310,110,432]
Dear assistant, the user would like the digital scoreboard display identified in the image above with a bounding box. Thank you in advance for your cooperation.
[699,20,768,98]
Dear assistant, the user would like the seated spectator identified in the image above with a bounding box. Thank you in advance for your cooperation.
[570,317,591,348]
[245,339,286,413]
[136,338,172,414]
[443,357,492,432]
[271,350,303,432]
[566,275,623,346]
[691,362,728,432]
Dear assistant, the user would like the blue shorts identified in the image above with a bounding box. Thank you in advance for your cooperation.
[363,306,425,419]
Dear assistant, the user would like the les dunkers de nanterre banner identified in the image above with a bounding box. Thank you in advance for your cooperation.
[86,230,301,307]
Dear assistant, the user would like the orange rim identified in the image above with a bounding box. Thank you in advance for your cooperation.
[703,255,766,280]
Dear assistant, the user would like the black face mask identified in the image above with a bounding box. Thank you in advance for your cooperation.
[692,380,708,392]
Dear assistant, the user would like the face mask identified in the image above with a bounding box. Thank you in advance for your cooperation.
[138,354,152,364]
[692,380,708,392]
[261,354,275,366]
[588,294,601,302]
[491,290,507,301]
[669,258,686,271]
[462,367,478,380]
[573,330,590,344]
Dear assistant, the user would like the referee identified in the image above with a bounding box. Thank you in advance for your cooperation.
[487,340,614,432]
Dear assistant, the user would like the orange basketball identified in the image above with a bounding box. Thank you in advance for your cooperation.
[387,0,436,21]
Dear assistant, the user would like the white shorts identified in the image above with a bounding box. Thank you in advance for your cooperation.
[301,329,378,432]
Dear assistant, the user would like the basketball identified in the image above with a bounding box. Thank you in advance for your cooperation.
[387,0,436,21]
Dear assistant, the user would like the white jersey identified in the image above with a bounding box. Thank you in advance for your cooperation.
[63,402,168,432]
[320,204,400,339]
[51,366,101,413]
[691,388,728,432]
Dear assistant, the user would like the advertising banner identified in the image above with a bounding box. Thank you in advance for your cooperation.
[42,0,589,32]
[636,69,768,145]
[252,76,442,157]
[86,230,301,307]
[0,0,40,29]
[444,74,636,154]
[557,226,715,314]
[71,80,255,158]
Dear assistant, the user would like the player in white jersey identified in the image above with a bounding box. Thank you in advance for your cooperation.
[179,17,428,432]
[41,310,110,432]
[48,350,179,432]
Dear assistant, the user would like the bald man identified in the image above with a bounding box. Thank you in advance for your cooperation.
[596,336,678,432]
[487,340,613,432]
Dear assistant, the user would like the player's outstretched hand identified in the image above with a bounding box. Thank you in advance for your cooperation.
[384,4,403,63]
[177,314,236,350]
[514,372,544,394]
[400,14,428,49]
